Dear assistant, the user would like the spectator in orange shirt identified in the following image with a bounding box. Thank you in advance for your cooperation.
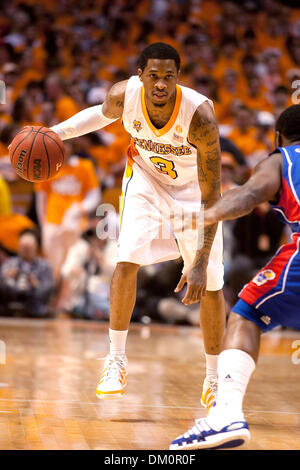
[255,14,286,51]
[25,81,45,122]
[261,49,285,94]
[214,37,241,82]
[240,55,258,85]
[11,95,37,127]
[0,212,35,255]
[199,43,218,76]
[35,141,101,282]
[286,36,300,68]
[245,110,275,169]
[194,75,219,104]
[228,105,257,157]
[271,85,290,119]
[255,111,275,152]
[45,73,80,122]
[217,69,241,123]
[35,102,58,129]
[147,17,181,55]
[181,35,201,70]
[241,29,258,56]
[243,74,272,113]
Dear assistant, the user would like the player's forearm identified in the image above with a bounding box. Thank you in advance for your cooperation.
[188,101,222,266]
[50,105,118,141]
[210,186,259,222]
[194,223,218,268]
[195,190,220,266]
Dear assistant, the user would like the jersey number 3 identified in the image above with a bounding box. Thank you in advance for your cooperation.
[149,156,178,179]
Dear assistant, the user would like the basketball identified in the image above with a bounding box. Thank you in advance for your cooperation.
[9,126,65,182]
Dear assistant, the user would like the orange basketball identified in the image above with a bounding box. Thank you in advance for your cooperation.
[9,126,65,182]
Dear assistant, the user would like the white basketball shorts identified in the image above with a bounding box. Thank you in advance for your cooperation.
[117,161,224,291]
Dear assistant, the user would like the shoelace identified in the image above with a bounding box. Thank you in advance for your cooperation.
[207,376,218,395]
[103,356,127,383]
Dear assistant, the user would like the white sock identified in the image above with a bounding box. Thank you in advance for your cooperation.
[109,328,128,356]
[216,348,256,415]
[205,353,219,378]
[206,349,255,430]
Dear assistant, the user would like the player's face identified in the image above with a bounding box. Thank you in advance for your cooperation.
[138,59,179,107]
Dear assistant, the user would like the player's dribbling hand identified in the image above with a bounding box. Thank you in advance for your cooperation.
[174,264,207,305]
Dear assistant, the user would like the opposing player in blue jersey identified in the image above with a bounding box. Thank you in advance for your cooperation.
[170,104,300,450]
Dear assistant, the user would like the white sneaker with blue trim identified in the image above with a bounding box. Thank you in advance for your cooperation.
[170,415,250,450]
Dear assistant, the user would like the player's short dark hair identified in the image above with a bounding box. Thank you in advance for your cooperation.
[275,105,300,142]
[138,42,180,72]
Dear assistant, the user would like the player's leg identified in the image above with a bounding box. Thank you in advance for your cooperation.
[109,262,140,331]
[176,217,225,409]
[170,310,260,450]
[199,222,226,409]
[96,163,179,400]
[200,288,226,410]
[207,311,261,426]
[171,239,299,449]
[96,261,140,400]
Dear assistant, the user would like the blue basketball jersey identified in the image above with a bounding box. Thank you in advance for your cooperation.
[270,145,300,233]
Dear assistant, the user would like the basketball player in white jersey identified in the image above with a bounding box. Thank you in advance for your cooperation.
[51,43,225,408]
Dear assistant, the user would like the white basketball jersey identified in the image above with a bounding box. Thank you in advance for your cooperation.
[122,75,213,186]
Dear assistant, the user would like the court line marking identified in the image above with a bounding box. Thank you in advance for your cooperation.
[0,398,299,415]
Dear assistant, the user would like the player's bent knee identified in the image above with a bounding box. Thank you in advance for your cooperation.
[205,288,223,295]
[227,311,259,331]
[223,311,262,360]
[203,289,225,302]
[115,261,140,276]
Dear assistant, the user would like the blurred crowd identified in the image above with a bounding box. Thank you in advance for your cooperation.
[0,0,299,323]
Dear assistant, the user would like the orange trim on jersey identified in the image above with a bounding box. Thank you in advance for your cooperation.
[141,85,182,137]
[119,161,133,229]
[126,138,139,168]
[119,191,124,228]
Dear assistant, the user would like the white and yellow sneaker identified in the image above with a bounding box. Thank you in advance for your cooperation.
[96,354,128,400]
[201,376,218,410]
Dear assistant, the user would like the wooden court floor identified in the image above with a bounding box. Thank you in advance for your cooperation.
[0,317,299,450]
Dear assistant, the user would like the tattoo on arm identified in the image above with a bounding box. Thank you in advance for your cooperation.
[197,155,208,182]
[188,102,221,264]
[102,80,127,119]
